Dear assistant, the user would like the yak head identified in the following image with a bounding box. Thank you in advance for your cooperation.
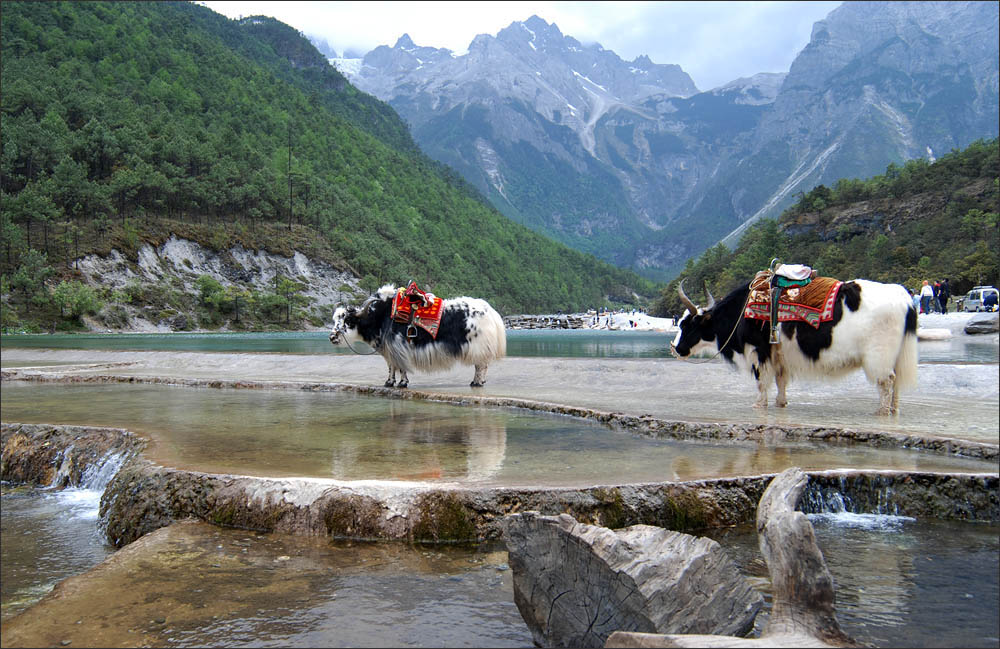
[329,285,397,347]
[329,305,358,346]
[329,296,376,347]
[670,279,718,359]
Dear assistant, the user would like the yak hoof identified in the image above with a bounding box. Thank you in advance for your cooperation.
[384,379,395,387]
[752,401,768,410]
[470,381,484,388]
[398,380,409,388]
[775,399,788,408]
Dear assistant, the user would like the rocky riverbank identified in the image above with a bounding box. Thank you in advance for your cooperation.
[504,311,677,331]
[503,313,588,329]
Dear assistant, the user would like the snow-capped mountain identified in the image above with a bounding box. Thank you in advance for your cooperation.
[328,3,998,278]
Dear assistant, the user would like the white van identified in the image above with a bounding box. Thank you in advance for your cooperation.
[961,286,999,312]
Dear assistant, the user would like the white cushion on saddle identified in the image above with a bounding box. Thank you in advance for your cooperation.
[775,264,813,280]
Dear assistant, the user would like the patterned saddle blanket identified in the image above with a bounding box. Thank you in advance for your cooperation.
[744,270,843,328]
[391,281,443,339]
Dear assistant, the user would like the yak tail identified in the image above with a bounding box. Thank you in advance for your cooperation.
[895,307,919,389]
[487,307,507,360]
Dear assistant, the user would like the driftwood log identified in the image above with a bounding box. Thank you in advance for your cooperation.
[607,468,862,648]
[504,512,762,648]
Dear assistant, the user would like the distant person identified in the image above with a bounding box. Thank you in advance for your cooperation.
[909,288,919,312]
[984,290,998,312]
[932,281,941,313]
[938,279,951,313]
[919,280,934,314]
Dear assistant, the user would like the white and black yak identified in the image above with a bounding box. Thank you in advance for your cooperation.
[329,284,506,388]
[670,278,918,415]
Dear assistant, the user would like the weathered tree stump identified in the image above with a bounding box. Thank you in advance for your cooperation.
[504,512,762,648]
[606,468,863,648]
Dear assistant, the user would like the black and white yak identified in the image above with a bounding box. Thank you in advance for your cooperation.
[329,284,506,388]
[670,278,918,415]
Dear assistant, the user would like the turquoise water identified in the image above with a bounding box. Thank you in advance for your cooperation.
[3,329,996,362]
[0,330,676,359]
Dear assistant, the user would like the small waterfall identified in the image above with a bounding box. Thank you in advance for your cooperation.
[79,449,132,491]
[803,476,913,530]
[49,444,76,488]
[802,475,903,516]
[44,447,135,527]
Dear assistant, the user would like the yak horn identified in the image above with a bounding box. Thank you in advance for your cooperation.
[704,283,715,311]
[677,279,698,313]
[358,295,377,315]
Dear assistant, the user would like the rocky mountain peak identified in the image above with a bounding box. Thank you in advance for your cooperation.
[326,3,996,280]
[394,33,417,50]
[497,15,566,50]
[712,73,786,104]
[787,0,998,91]
[631,55,654,69]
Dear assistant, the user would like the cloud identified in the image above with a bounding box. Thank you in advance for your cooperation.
[201,1,842,90]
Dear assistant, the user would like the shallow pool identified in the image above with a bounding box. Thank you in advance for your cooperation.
[3,488,996,648]
[3,383,994,485]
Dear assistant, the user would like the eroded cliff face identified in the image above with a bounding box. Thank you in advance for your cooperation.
[73,236,359,332]
[780,177,994,241]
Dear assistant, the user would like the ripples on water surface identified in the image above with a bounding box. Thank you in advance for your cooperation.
[3,489,996,648]
[706,514,1000,648]
[1,486,114,621]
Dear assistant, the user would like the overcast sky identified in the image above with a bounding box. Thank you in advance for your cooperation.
[200,1,843,91]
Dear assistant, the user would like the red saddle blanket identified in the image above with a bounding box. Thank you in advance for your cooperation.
[744,271,843,328]
[391,285,444,339]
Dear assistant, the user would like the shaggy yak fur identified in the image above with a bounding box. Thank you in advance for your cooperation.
[670,278,918,415]
[330,284,506,388]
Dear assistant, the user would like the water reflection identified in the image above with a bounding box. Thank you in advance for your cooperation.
[329,401,507,482]
[2,383,996,486]
[0,332,355,356]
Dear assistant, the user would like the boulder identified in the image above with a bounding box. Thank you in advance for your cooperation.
[168,314,189,331]
[503,512,762,648]
[607,469,863,648]
[964,312,999,334]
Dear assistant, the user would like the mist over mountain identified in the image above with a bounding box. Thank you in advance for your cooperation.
[331,2,999,279]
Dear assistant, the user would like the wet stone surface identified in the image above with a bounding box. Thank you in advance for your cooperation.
[0,520,530,648]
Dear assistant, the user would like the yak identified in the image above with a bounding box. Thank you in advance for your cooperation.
[330,284,506,388]
[670,278,918,415]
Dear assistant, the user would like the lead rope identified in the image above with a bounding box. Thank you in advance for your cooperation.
[673,290,756,364]
[336,327,381,356]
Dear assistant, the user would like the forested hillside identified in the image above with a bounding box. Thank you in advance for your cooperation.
[652,138,999,316]
[0,1,656,332]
